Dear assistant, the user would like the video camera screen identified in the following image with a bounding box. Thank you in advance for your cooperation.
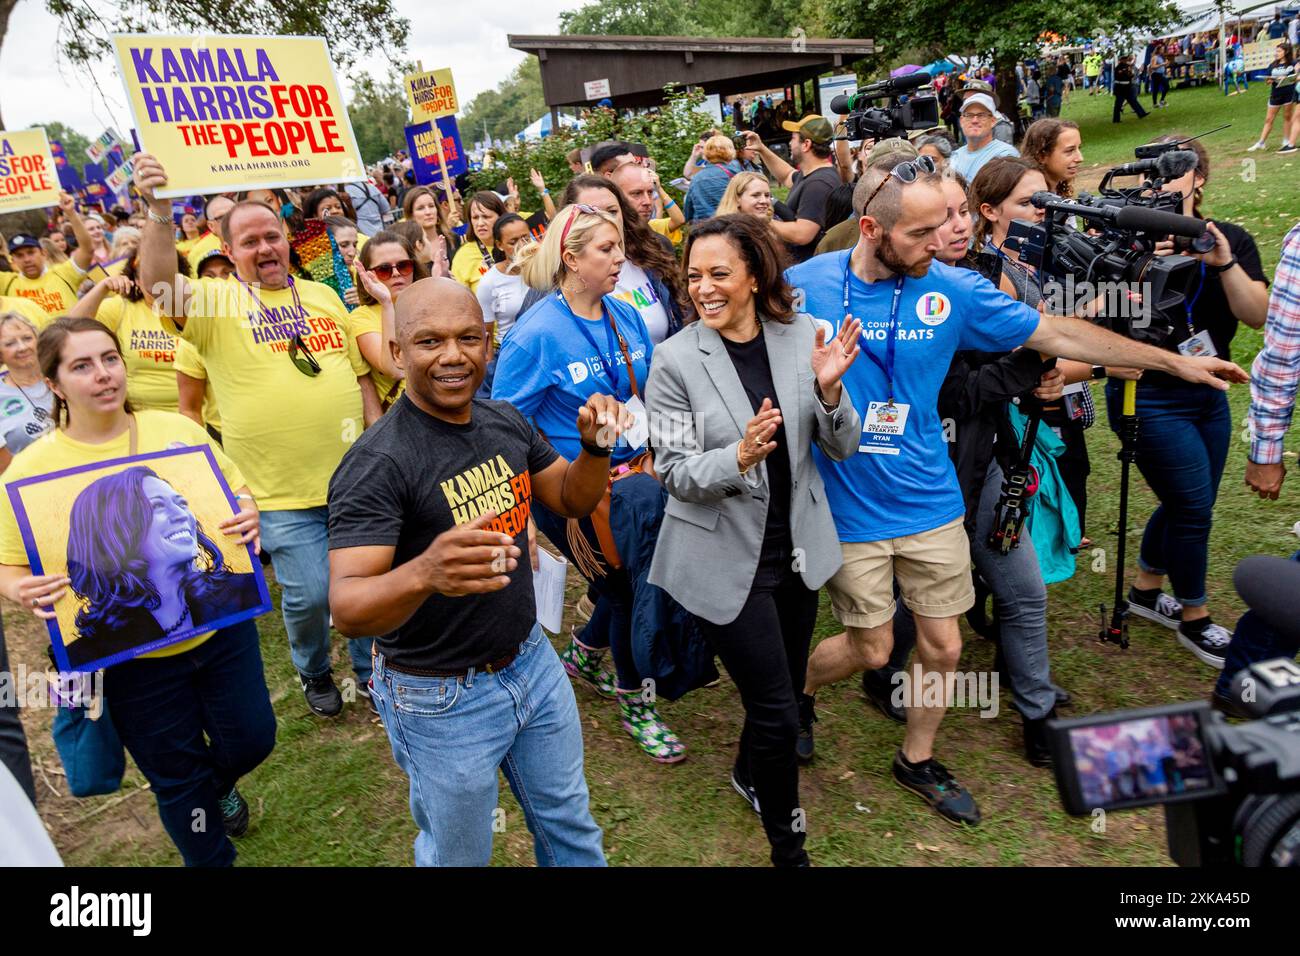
[1051,702,1224,815]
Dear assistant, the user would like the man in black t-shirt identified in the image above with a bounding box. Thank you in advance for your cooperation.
[743,115,843,263]
[328,278,632,867]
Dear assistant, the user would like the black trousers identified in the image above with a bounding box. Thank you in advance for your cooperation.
[0,617,37,804]
[1113,87,1149,120]
[696,548,818,867]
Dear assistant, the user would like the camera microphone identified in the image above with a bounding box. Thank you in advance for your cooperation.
[830,71,931,115]
[1111,204,1207,239]
[1106,150,1198,182]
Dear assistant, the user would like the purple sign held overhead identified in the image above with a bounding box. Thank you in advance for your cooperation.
[405,116,467,185]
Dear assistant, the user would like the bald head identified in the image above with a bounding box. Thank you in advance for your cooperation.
[395,277,484,344]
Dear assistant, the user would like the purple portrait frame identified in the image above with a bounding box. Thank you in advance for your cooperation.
[6,444,271,672]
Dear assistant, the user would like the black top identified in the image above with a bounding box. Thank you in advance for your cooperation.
[721,327,793,554]
[327,395,560,671]
[785,166,842,263]
[1144,220,1267,388]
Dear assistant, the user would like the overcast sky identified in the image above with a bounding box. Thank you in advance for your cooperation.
[0,0,573,136]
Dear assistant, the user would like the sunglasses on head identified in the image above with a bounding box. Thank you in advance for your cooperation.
[861,155,938,213]
[288,333,322,378]
[560,203,600,245]
[370,258,414,281]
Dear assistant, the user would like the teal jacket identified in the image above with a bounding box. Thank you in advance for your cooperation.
[1008,405,1082,584]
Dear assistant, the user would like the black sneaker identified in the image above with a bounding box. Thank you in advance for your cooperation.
[1210,689,1251,720]
[1127,587,1182,630]
[892,751,981,826]
[796,693,816,764]
[730,769,760,816]
[301,671,343,717]
[219,786,249,838]
[1022,708,1057,769]
[862,670,907,724]
[1177,619,1231,670]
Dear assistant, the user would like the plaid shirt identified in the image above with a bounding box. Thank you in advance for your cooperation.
[1249,222,1300,464]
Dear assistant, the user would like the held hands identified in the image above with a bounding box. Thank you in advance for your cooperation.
[355,265,392,305]
[576,393,634,450]
[421,510,520,596]
[17,572,70,621]
[811,316,862,404]
[1171,355,1249,391]
[132,153,170,213]
[737,397,782,473]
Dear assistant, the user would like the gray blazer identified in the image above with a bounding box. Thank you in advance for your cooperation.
[645,315,860,625]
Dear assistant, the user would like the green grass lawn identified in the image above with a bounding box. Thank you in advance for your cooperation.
[10,82,1300,867]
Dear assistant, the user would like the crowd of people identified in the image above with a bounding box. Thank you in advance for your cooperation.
[0,65,1298,869]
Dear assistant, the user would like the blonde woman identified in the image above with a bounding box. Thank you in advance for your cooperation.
[492,204,691,765]
[715,171,774,219]
[683,135,742,222]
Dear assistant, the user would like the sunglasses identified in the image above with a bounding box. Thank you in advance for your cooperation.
[288,333,321,378]
[861,155,938,213]
[370,258,414,281]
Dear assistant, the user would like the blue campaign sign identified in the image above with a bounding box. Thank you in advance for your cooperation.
[405,116,467,184]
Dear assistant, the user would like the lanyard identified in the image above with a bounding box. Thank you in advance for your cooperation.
[556,291,624,396]
[1184,261,1206,333]
[236,273,303,318]
[843,256,904,404]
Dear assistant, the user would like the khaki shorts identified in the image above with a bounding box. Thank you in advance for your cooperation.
[827,517,975,629]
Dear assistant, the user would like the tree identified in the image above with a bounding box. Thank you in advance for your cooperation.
[818,0,1180,124]
[558,0,808,39]
[0,0,411,128]
[34,120,93,176]
[347,68,413,165]
[460,59,547,146]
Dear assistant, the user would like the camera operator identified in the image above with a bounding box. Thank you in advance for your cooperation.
[743,116,842,263]
[1109,137,1270,667]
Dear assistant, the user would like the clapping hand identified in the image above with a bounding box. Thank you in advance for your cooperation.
[737,397,782,472]
[355,265,392,306]
[811,317,862,406]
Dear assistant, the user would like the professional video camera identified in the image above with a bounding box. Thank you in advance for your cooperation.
[829,72,939,141]
[1050,557,1300,867]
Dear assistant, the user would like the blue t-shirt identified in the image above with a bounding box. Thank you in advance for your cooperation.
[493,292,653,465]
[950,138,1020,181]
[786,250,1040,542]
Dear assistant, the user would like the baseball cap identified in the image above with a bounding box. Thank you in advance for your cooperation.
[864,137,919,169]
[960,93,997,115]
[781,114,835,145]
[196,248,234,272]
[961,78,994,96]
[7,234,41,253]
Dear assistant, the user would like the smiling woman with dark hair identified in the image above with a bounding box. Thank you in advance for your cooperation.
[66,466,261,667]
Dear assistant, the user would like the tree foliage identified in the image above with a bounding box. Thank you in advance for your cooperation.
[34,121,93,176]
[347,67,414,165]
[459,58,547,147]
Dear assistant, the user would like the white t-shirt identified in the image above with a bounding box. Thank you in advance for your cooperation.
[475,266,527,344]
[0,764,62,866]
[613,260,671,345]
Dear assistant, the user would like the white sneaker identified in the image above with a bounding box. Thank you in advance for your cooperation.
[1177,621,1231,670]
[1247,141,1267,151]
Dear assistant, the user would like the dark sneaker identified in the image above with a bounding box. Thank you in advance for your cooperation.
[219,786,249,838]
[796,693,816,764]
[1022,708,1057,769]
[731,769,760,816]
[301,671,343,717]
[1054,686,1073,709]
[1210,689,1250,720]
[862,670,907,723]
[1127,587,1182,630]
[1177,620,1231,669]
[892,752,981,826]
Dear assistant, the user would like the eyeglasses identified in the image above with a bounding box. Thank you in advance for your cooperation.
[370,258,414,281]
[962,111,994,123]
[288,333,321,378]
[861,155,937,213]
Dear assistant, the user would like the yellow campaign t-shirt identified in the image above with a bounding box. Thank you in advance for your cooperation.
[0,261,86,316]
[451,241,493,295]
[184,232,223,273]
[349,303,404,407]
[0,409,247,659]
[95,296,180,413]
[173,339,222,432]
[650,217,683,245]
[162,277,368,510]
[0,295,54,330]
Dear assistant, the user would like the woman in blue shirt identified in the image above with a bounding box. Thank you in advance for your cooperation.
[493,205,689,764]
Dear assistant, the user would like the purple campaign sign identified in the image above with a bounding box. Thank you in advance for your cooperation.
[405,116,468,185]
[7,445,271,673]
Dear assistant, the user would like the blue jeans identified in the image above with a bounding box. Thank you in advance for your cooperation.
[1216,551,1300,697]
[260,506,372,682]
[101,619,277,866]
[371,624,606,867]
[1106,382,1231,608]
[971,461,1056,719]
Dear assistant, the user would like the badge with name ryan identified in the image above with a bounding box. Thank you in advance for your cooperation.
[859,400,910,456]
[1177,330,1217,358]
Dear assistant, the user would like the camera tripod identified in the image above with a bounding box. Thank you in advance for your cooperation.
[1099,377,1139,650]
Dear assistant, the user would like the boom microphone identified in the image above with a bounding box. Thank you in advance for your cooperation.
[1108,149,1199,181]
[1031,191,1209,239]
[1235,556,1300,645]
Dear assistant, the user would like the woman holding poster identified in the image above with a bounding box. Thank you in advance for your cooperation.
[0,316,275,867]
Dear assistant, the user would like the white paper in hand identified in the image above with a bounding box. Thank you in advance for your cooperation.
[533,548,568,634]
